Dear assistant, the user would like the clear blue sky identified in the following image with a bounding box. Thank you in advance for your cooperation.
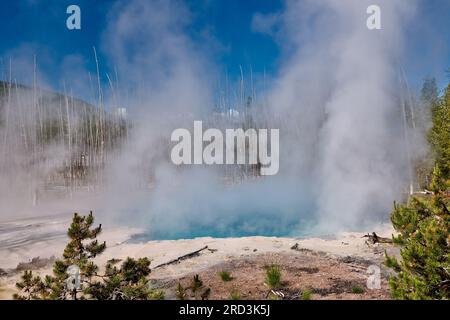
[0,0,449,94]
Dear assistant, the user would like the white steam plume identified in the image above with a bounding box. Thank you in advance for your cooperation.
[261,0,418,232]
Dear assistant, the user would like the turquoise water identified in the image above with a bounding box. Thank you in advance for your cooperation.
[117,177,320,241]
[127,215,316,241]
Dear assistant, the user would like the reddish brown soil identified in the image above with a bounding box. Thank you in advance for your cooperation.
[152,252,391,300]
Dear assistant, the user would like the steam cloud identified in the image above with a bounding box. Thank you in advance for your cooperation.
[0,0,420,238]
[261,0,417,232]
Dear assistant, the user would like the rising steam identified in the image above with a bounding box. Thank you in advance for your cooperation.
[0,0,420,238]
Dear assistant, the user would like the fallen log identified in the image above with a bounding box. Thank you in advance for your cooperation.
[363,232,393,244]
[154,246,210,269]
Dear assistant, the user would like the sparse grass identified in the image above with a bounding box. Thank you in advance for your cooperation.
[300,289,312,300]
[219,271,232,282]
[265,265,282,289]
[191,274,203,293]
[201,287,211,300]
[230,290,241,300]
[149,289,165,300]
[352,285,364,294]
[176,282,186,300]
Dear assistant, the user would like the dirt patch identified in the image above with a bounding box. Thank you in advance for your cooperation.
[155,252,390,300]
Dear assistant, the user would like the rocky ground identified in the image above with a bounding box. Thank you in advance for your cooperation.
[155,251,392,300]
[0,213,399,300]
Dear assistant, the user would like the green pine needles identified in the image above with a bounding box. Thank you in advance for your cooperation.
[385,82,450,300]
[386,166,449,299]
[14,211,158,300]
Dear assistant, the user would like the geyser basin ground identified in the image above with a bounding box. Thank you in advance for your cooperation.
[0,213,398,300]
